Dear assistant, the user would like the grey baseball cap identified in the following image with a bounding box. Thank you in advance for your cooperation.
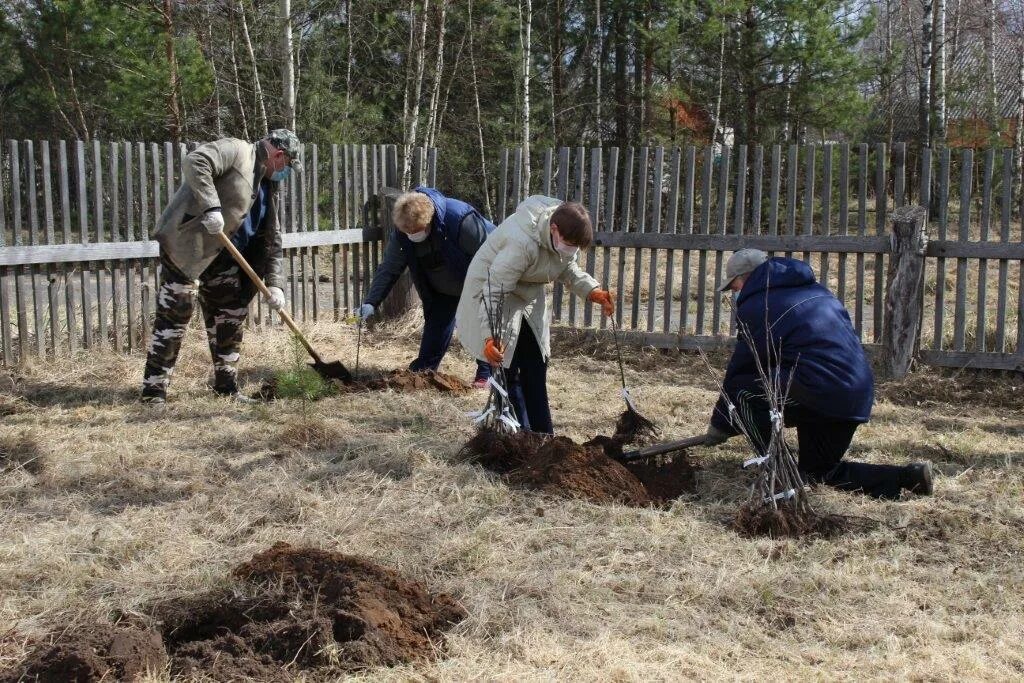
[720,248,768,291]
[267,129,303,171]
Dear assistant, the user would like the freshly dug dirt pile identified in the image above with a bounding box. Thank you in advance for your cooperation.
[731,504,853,539]
[351,368,471,394]
[461,430,696,506]
[255,369,471,401]
[4,625,167,683]
[160,542,466,678]
[6,544,466,682]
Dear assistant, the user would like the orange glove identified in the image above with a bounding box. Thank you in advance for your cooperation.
[589,288,615,316]
[483,337,505,365]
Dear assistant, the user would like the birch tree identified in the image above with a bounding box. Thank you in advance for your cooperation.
[281,0,296,131]
[160,0,182,145]
[467,0,492,216]
[934,0,946,145]
[402,0,430,186]
[919,0,933,146]
[424,1,448,151]
[519,0,532,194]
[238,0,268,134]
[986,0,999,137]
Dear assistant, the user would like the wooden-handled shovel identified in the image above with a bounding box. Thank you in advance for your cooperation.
[215,231,352,382]
[617,434,707,463]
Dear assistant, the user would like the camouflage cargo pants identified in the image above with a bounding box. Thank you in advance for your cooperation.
[141,250,256,399]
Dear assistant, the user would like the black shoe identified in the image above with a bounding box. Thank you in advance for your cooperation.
[905,461,934,496]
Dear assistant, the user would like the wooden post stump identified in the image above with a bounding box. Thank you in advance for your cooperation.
[884,204,928,379]
[377,185,419,319]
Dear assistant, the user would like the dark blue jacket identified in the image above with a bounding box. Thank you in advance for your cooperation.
[365,187,495,307]
[711,257,874,428]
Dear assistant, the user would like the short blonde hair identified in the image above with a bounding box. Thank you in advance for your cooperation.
[394,192,435,232]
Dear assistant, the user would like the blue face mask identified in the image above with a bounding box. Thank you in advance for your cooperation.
[271,166,291,182]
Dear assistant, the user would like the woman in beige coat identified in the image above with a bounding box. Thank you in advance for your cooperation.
[456,197,614,433]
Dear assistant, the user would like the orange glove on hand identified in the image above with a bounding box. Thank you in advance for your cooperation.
[483,337,505,365]
[589,288,615,316]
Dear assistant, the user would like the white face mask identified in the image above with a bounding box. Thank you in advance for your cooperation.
[551,230,578,257]
[406,227,429,243]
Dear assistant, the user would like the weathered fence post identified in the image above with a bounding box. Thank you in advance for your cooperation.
[884,204,928,379]
[377,185,419,319]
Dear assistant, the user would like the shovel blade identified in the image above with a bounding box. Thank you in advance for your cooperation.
[309,359,353,383]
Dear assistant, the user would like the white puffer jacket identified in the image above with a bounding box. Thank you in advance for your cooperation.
[456,195,598,366]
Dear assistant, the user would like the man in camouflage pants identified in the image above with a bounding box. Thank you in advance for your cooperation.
[141,129,300,403]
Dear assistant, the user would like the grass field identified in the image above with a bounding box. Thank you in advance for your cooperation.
[2,316,1023,680]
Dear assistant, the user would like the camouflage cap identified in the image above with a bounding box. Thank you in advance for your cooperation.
[266,129,302,171]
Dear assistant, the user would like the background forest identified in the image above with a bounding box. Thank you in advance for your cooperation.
[2,0,1024,207]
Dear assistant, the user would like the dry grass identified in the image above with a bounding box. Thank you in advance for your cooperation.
[1,317,1023,680]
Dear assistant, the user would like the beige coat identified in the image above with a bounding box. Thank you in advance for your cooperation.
[154,138,283,287]
[456,195,598,366]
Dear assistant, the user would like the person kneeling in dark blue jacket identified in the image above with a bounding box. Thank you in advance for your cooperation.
[359,187,495,387]
[704,249,933,500]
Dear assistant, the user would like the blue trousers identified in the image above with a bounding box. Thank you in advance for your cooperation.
[506,323,553,435]
[410,291,490,381]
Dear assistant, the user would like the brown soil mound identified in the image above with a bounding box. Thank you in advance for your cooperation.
[6,544,466,682]
[352,368,471,394]
[256,369,471,401]
[4,625,167,683]
[461,431,696,506]
[731,504,853,539]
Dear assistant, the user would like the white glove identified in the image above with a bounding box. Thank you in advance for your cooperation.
[201,209,225,234]
[266,286,286,311]
[358,303,374,320]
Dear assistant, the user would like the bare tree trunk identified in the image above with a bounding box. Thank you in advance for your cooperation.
[642,5,653,143]
[344,0,354,128]
[711,28,725,146]
[885,0,894,146]
[162,0,182,145]
[434,32,466,141]
[613,7,628,148]
[400,0,416,184]
[986,0,999,137]
[920,0,933,146]
[238,0,268,134]
[551,0,562,147]
[406,0,431,185]
[228,27,249,141]
[781,75,791,141]
[1016,48,1023,189]
[950,0,964,66]
[425,1,448,151]
[934,0,946,144]
[595,0,602,142]
[467,0,492,216]
[519,0,532,194]
[281,0,295,131]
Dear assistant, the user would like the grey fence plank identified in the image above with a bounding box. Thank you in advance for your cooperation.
[820,144,832,286]
[543,148,553,197]
[42,141,60,354]
[679,146,696,333]
[59,141,76,352]
[631,147,649,330]
[645,146,664,332]
[511,147,523,208]
[933,148,950,349]
[615,148,633,327]
[855,143,868,337]
[498,149,508,221]
[93,140,108,348]
[592,232,889,252]
[997,148,1012,351]
[711,145,730,334]
[838,144,849,305]
[137,142,150,345]
[729,145,746,335]
[124,142,137,350]
[750,144,763,233]
[110,141,124,352]
[77,141,93,348]
[427,147,437,187]
[695,146,713,335]
[976,148,995,351]
[584,147,601,327]
[768,144,781,236]
[360,145,371,306]
[553,146,570,321]
[786,144,798,250]
[802,143,815,265]
[873,142,887,343]
[893,142,906,207]
[0,145,9,363]
[568,145,585,326]
[599,147,618,330]
[663,146,681,333]
[27,141,46,355]
[953,148,973,351]
[10,142,28,360]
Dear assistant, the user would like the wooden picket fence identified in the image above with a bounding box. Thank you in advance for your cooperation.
[0,139,437,365]
[497,143,1024,371]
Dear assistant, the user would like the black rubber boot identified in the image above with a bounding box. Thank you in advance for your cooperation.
[904,461,935,496]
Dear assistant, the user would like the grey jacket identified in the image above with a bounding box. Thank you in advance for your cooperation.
[154,138,285,288]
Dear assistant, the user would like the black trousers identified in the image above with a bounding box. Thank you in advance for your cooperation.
[506,323,553,435]
[731,390,910,499]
